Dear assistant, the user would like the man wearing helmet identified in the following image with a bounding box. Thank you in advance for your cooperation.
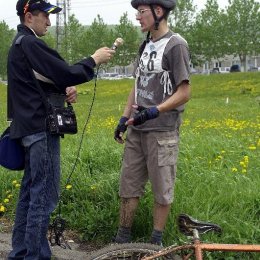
[114,0,191,245]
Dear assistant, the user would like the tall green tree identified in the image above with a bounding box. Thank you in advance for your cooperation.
[43,31,56,49]
[61,15,87,64]
[169,0,197,64]
[170,0,195,36]
[223,0,260,71]
[113,13,140,72]
[84,15,112,57]
[0,21,14,80]
[190,0,224,65]
[83,15,112,72]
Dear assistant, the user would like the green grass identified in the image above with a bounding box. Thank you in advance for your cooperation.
[0,72,260,258]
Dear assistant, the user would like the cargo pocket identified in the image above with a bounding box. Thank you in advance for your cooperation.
[157,138,179,167]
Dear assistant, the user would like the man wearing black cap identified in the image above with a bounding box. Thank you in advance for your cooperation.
[7,1,115,259]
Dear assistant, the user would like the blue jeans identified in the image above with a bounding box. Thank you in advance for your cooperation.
[8,132,60,260]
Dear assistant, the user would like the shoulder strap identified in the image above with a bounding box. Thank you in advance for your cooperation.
[15,35,51,113]
[138,32,151,57]
[138,40,146,57]
[15,35,26,45]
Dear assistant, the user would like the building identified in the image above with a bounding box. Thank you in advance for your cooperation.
[197,54,260,74]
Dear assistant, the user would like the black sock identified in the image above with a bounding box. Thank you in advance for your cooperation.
[150,229,163,245]
[115,226,131,243]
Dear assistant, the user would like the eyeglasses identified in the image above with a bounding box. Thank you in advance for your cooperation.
[135,9,151,17]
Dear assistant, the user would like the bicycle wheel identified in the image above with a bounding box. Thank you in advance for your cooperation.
[88,243,180,260]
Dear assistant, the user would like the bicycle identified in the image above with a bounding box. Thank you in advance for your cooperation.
[88,213,260,259]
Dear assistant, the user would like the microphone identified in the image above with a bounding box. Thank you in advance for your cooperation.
[111,38,124,50]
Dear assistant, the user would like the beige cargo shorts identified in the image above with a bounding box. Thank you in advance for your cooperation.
[119,127,179,205]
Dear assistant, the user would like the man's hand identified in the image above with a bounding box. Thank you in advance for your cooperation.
[127,105,159,126]
[114,116,129,144]
[65,86,77,103]
[91,47,115,66]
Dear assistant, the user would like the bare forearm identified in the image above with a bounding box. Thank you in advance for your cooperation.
[157,81,191,112]
[122,86,135,118]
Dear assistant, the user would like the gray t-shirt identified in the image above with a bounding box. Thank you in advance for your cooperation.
[132,31,190,131]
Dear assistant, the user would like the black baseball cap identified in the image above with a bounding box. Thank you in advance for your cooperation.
[16,0,62,16]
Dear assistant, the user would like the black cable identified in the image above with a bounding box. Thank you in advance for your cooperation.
[49,67,100,249]
[63,66,100,189]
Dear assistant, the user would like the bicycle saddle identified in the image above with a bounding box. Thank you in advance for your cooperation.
[178,214,222,236]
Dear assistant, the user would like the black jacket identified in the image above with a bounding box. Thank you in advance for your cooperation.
[7,24,96,139]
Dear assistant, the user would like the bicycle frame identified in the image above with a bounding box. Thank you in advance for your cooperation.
[193,239,260,260]
[143,229,260,260]
[89,213,260,260]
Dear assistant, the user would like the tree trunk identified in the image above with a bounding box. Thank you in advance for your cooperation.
[239,53,247,72]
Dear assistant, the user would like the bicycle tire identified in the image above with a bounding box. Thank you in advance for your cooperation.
[88,242,181,260]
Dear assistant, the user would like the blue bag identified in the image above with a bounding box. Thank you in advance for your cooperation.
[0,127,25,171]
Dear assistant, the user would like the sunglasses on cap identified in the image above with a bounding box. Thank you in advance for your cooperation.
[22,0,61,15]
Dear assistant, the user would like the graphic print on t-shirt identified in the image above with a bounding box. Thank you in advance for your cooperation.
[135,36,173,106]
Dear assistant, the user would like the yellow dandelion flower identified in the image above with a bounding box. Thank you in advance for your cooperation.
[12,180,18,185]
[3,199,9,203]
[232,167,238,172]
[248,145,256,150]
[0,205,6,212]
[66,184,72,190]
[241,169,247,174]
[239,161,245,167]
[15,184,20,188]
[90,185,97,190]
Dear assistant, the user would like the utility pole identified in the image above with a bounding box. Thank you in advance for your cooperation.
[67,0,71,21]
[65,0,71,61]
[56,0,67,51]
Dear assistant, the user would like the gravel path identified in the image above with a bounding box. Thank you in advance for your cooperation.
[0,226,105,260]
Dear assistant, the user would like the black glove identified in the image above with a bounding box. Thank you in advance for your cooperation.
[114,116,128,142]
[133,106,159,126]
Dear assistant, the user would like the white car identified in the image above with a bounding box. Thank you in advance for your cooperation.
[211,67,230,73]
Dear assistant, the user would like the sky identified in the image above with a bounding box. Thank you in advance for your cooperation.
[0,0,229,29]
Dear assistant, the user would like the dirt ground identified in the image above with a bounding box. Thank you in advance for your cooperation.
[0,217,107,260]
